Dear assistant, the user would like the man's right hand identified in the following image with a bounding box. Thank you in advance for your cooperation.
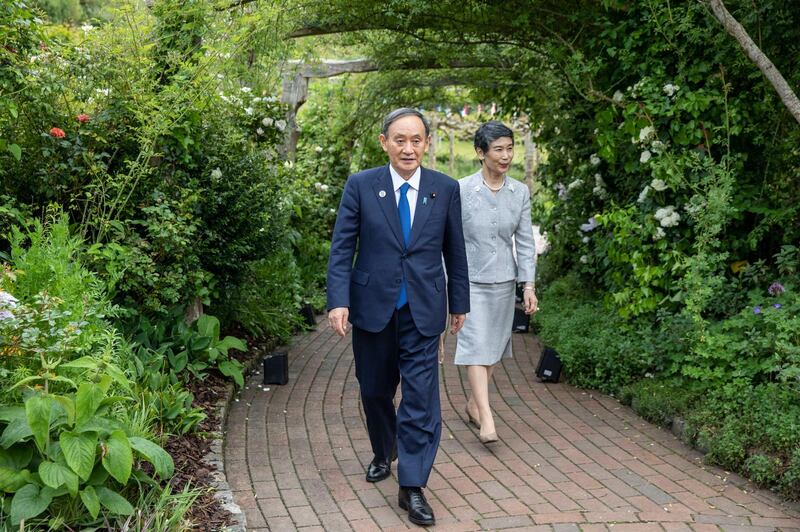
[328,307,350,337]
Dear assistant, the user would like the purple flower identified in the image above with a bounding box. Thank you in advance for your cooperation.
[773,303,782,309]
[768,282,785,296]
[753,306,762,315]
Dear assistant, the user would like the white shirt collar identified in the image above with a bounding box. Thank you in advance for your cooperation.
[389,164,421,192]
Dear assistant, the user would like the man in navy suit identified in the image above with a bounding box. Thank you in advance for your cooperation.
[327,108,469,526]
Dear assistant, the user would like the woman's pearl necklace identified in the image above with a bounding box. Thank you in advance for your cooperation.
[482,178,504,192]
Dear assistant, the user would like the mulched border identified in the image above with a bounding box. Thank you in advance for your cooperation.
[168,330,283,531]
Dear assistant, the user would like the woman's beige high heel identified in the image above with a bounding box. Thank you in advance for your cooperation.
[465,405,481,429]
[479,432,498,444]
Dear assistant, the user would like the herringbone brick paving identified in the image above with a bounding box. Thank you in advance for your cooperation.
[224,319,800,531]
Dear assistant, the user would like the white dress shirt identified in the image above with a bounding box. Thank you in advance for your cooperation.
[389,164,420,226]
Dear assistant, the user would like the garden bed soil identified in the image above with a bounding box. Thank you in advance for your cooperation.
[170,330,281,530]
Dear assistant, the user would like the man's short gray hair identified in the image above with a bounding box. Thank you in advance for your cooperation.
[381,108,430,137]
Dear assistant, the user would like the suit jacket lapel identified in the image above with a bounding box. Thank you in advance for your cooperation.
[372,165,405,247]
[408,168,435,249]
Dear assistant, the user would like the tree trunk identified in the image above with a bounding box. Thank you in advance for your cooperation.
[706,0,800,125]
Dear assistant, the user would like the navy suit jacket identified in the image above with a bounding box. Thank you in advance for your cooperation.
[327,164,470,337]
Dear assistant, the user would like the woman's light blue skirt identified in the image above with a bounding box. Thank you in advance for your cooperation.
[454,280,515,366]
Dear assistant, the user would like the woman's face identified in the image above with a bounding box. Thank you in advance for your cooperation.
[477,136,514,176]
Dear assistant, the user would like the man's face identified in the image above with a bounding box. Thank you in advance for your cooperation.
[379,115,430,179]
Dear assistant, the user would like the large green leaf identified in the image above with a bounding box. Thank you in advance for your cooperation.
[26,395,53,453]
[1,417,33,449]
[76,383,104,426]
[196,314,220,341]
[217,336,247,353]
[8,143,22,161]
[0,406,24,422]
[39,461,79,497]
[80,486,100,519]
[101,430,132,485]
[9,484,53,525]
[0,445,33,470]
[52,395,75,427]
[59,356,98,370]
[218,360,244,387]
[95,486,134,515]
[60,431,97,481]
[129,437,174,478]
[0,466,29,492]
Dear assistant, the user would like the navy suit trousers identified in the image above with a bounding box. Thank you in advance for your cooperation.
[352,304,441,488]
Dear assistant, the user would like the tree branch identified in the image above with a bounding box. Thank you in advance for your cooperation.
[706,0,800,125]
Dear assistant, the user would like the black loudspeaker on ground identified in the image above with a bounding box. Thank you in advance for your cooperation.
[535,347,563,383]
[263,351,288,385]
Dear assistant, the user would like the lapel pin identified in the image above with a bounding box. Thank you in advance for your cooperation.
[423,197,428,205]
[379,190,386,198]
[430,192,437,199]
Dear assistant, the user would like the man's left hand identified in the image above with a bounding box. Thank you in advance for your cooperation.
[449,313,466,334]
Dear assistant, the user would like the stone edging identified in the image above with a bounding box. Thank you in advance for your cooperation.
[204,378,247,532]
[204,338,284,531]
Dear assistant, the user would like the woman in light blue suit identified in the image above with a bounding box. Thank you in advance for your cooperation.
[457,121,538,444]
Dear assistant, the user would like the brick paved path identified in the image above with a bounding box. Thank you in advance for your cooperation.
[224,321,800,531]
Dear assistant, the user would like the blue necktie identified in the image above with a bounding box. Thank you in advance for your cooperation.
[396,183,411,309]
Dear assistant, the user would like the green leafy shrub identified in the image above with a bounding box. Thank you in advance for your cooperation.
[225,248,304,341]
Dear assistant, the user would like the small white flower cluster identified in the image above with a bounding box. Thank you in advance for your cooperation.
[663,83,680,97]
[0,290,18,321]
[260,117,286,131]
[590,153,601,166]
[653,227,666,241]
[210,168,222,180]
[567,179,583,191]
[315,146,324,153]
[555,183,568,201]
[580,217,598,232]
[592,173,607,199]
[314,182,330,192]
[638,126,655,143]
[655,205,680,227]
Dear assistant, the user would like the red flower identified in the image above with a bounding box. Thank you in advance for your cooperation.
[76,113,90,123]
[49,127,66,138]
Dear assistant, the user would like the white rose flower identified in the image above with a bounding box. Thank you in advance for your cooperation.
[612,90,624,103]
[315,146,324,153]
[211,168,222,179]
[554,126,561,135]
[590,153,601,166]
[582,236,590,244]
[329,208,336,214]
[650,178,667,191]
[240,87,252,93]
[567,179,584,190]
[639,126,655,143]
[637,185,651,204]
[593,186,607,199]
[640,150,652,163]
[244,107,254,115]
[579,255,589,264]
[320,184,329,192]
[314,182,323,190]
[275,119,287,131]
[594,173,605,186]
[262,117,273,127]
[663,83,679,97]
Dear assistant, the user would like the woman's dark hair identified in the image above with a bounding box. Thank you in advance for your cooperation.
[474,121,514,153]
[381,108,430,137]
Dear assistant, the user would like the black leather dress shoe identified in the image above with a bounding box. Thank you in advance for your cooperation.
[365,457,391,482]
[398,487,435,526]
